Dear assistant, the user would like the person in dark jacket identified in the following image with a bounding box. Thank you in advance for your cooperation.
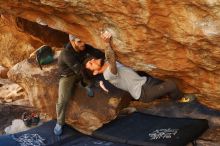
[54,34,104,136]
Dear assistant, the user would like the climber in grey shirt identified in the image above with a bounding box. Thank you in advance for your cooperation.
[83,31,195,103]
[103,61,146,99]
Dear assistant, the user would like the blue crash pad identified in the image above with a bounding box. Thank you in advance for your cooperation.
[0,120,130,146]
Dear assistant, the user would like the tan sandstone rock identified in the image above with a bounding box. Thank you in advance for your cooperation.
[0,65,8,78]
[0,78,26,103]
[0,0,220,110]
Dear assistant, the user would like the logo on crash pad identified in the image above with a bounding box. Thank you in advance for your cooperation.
[12,133,46,146]
[149,128,179,140]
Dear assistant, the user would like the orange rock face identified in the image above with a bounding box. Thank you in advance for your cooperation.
[1,0,220,110]
[0,66,8,78]
[0,15,42,68]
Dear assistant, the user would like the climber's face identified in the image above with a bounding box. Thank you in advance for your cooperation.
[70,39,85,51]
[74,39,85,51]
[86,58,103,72]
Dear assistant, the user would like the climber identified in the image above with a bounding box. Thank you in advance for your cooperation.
[82,31,196,104]
[54,34,105,136]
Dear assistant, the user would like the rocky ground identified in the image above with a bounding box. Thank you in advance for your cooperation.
[0,104,37,135]
[0,78,28,104]
[0,77,36,135]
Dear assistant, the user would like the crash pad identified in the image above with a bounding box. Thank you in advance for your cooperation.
[92,112,209,146]
[0,120,130,146]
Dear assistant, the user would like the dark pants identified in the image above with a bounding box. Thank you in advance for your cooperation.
[139,77,184,103]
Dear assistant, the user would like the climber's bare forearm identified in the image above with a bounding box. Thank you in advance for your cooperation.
[105,42,117,74]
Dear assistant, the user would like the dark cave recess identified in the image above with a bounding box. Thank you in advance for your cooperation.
[16,17,69,48]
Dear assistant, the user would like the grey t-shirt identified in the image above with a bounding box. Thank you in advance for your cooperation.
[103,62,147,99]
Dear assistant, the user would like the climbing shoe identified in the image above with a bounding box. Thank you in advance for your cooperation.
[85,86,94,97]
[79,81,94,97]
[54,123,63,136]
[22,112,40,127]
[22,112,32,127]
[179,94,196,103]
[31,113,40,126]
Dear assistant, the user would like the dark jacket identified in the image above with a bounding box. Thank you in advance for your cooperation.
[58,42,104,76]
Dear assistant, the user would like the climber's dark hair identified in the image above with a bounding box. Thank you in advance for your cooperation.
[81,56,96,80]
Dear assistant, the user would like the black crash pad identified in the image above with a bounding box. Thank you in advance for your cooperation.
[0,113,209,146]
[0,120,130,146]
[92,112,209,146]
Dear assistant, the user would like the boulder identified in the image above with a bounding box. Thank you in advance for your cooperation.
[8,58,131,134]
[0,0,220,110]
[0,78,26,103]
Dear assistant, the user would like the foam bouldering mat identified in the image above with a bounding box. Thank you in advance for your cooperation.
[62,135,131,146]
[0,120,131,146]
[92,112,209,146]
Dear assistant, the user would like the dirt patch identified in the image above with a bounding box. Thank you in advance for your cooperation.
[0,104,37,135]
